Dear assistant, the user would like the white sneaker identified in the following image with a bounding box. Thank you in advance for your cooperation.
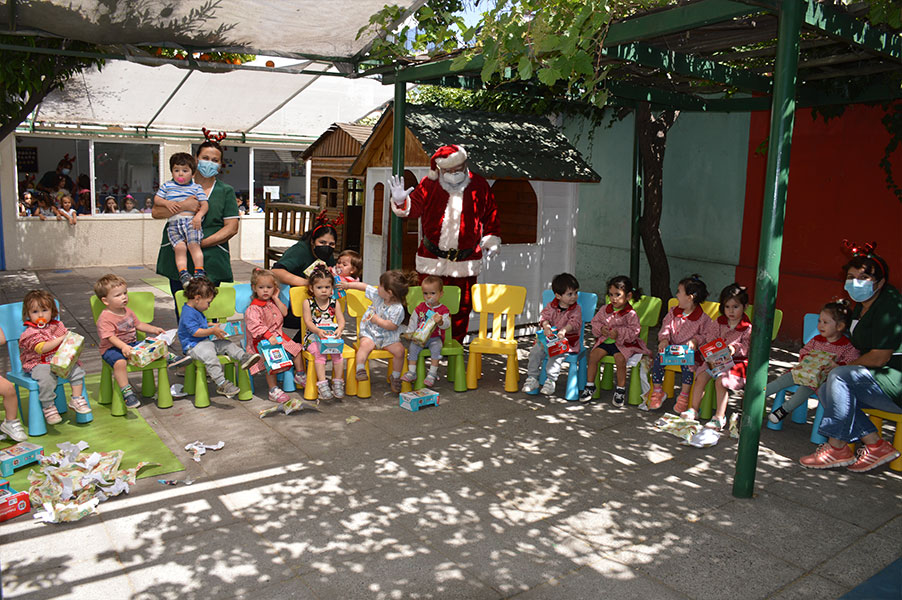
[0,419,27,442]
[522,376,539,393]
[540,380,556,396]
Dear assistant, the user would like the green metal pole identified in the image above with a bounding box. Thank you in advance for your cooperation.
[630,115,642,286]
[389,75,406,270]
[733,0,803,499]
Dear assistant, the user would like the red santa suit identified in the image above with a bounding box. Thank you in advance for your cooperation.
[391,145,500,342]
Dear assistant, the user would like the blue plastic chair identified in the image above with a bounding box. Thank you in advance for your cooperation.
[233,283,297,393]
[529,291,597,401]
[767,313,826,443]
[0,301,92,437]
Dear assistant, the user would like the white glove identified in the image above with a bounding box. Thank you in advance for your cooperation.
[388,175,414,206]
[480,234,501,259]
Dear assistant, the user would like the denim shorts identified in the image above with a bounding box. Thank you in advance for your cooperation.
[102,340,139,366]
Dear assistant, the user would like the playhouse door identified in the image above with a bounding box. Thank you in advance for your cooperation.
[362,167,425,281]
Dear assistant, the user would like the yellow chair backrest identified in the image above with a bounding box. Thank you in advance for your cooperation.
[667,298,720,320]
[175,286,237,321]
[290,286,347,340]
[471,284,527,342]
[666,298,783,340]
[344,289,371,339]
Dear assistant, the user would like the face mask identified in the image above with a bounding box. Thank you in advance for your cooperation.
[60,168,70,176]
[197,160,220,177]
[442,170,467,186]
[845,278,876,302]
[313,245,333,261]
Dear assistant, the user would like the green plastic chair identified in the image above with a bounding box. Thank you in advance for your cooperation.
[90,292,171,416]
[175,287,252,407]
[595,295,662,406]
[405,286,466,392]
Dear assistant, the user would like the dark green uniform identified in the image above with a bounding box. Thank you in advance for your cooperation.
[851,284,902,405]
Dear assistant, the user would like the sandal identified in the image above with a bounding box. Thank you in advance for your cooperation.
[705,416,727,431]
[680,408,698,421]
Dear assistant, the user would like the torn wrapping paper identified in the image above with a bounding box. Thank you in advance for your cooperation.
[155,328,178,346]
[185,441,224,463]
[28,441,157,523]
[345,416,360,425]
[688,428,722,448]
[258,397,320,418]
[652,413,702,443]
[729,413,740,438]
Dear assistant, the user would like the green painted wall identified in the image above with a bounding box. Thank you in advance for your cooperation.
[563,110,751,301]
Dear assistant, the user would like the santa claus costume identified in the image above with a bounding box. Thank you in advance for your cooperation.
[391,145,500,342]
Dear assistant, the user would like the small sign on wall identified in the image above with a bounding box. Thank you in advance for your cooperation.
[16,147,38,173]
[263,185,280,200]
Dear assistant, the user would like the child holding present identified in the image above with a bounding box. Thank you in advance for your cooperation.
[401,275,451,387]
[302,265,347,400]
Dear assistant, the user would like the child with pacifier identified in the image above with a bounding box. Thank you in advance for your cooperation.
[580,275,650,407]
[301,265,346,400]
[401,275,451,387]
[342,270,415,393]
[244,268,307,403]
[335,250,362,282]
[18,290,91,424]
[681,283,752,430]
[647,274,713,411]
[766,300,859,424]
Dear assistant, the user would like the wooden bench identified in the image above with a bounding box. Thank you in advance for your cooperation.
[264,203,320,268]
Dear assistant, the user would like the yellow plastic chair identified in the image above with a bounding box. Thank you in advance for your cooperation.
[405,286,466,392]
[175,287,252,407]
[465,284,527,392]
[290,287,357,400]
[90,292,171,416]
[345,288,411,398]
[861,410,902,472]
[595,295,662,405]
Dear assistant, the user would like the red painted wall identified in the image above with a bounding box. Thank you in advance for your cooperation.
[737,102,902,342]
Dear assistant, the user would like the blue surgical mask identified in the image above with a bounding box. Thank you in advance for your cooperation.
[197,160,220,177]
[60,168,70,176]
[844,278,876,302]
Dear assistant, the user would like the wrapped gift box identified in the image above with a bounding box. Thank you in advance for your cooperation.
[399,388,440,412]
[258,337,294,373]
[0,442,43,477]
[660,344,693,365]
[536,328,569,357]
[319,324,344,355]
[700,338,734,377]
[409,309,438,346]
[50,331,84,378]
[792,349,835,388]
[129,338,168,368]
[0,480,31,522]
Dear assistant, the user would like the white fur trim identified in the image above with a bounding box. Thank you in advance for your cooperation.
[416,255,481,277]
[428,169,439,180]
[479,234,501,253]
[438,190,463,250]
[434,145,467,170]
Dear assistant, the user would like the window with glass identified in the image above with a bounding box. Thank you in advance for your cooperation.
[318,177,338,208]
[15,136,89,218]
[253,149,306,211]
[345,178,364,206]
[94,142,160,214]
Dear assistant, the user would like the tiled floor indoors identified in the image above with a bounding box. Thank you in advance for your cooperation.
[0,264,899,599]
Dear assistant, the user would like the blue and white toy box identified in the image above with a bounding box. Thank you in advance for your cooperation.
[0,442,43,477]
[660,344,693,365]
[318,324,344,355]
[399,388,440,412]
[258,336,293,374]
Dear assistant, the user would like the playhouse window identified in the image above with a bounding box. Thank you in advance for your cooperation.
[345,178,364,206]
[491,179,537,244]
[372,183,385,235]
[318,177,339,208]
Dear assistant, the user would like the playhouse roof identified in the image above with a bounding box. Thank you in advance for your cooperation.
[352,104,601,183]
[300,123,374,160]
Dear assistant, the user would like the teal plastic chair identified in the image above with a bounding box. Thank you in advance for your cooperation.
[233,282,296,393]
[405,286,466,392]
[0,301,92,436]
[529,290,598,401]
[596,295,662,406]
[175,287,252,407]
[90,292,172,416]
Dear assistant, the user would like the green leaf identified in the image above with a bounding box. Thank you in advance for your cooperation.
[517,56,534,80]
[418,5,434,19]
[481,58,499,81]
[537,66,561,86]
[536,33,561,53]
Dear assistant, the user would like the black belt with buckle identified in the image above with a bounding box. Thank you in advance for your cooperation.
[422,237,474,262]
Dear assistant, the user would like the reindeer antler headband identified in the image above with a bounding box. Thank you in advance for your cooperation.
[310,209,344,238]
[841,239,885,278]
[202,127,227,143]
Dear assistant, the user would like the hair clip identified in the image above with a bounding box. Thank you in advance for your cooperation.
[202,127,227,143]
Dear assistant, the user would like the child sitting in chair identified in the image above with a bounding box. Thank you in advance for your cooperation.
[522,273,583,396]
[18,290,91,424]
[401,275,451,387]
[94,274,168,408]
[335,250,362,281]
[177,278,261,398]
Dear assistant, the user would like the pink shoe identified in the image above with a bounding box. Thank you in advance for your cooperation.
[673,392,690,414]
[647,388,665,411]
[268,387,290,403]
[800,443,856,469]
[400,370,417,383]
[847,439,901,473]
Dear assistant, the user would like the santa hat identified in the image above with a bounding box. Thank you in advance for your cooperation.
[428,144,468,180]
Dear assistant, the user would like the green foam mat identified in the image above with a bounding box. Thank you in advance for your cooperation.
[2,373,185,492]
[141,277,235,295]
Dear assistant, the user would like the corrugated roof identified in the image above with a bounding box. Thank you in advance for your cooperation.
[336,123,375,145]
[403,105,600,182]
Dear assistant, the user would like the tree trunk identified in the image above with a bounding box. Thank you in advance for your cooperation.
[636,102,679,321]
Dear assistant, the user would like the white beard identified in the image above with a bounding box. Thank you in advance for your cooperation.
[439,170,469,195]
[437,170,468,251]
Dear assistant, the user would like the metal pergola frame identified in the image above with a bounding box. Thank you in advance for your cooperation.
[382,0,901,498]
